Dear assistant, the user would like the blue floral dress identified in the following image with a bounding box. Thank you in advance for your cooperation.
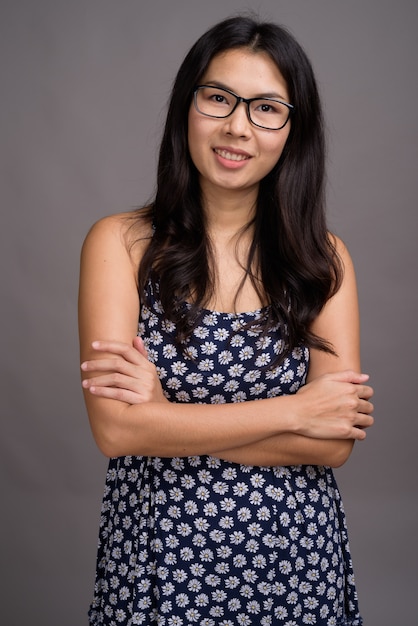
[88,278,362,626]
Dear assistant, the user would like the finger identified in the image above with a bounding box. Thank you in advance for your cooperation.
[82,372,140,391]
[133,336,149,359]
[355,396,374,415]
[352,426,367,441]
[357,384,374,401]
[81,358,140,376]
[86,384,144,405]
[91,340,145,365]
[327,370,370,384]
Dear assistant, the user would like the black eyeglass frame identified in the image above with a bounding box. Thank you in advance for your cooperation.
[193,84,294,131]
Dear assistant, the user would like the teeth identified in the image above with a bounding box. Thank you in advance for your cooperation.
[215,149,249,161]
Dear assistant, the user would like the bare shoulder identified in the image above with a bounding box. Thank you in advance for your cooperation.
[81,210,153,269]
[329,232,355,276]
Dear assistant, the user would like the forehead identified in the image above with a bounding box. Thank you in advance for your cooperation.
[200,48,288,99]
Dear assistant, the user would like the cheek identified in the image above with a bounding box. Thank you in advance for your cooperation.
[264,129,290,163]
[187,110,205,166]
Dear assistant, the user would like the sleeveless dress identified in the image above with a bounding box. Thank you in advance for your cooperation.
[88,278,363,626]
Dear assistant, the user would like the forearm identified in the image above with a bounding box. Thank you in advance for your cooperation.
[89,394,297,458]
[86,368,373,459]
[214,434,355,468]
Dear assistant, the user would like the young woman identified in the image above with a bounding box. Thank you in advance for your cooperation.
[79,16,374,626]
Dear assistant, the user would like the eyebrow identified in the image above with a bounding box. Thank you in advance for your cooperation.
[203,80,288,102]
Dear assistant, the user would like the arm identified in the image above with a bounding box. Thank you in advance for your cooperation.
[79,220,373,459]
[214,236,369,467]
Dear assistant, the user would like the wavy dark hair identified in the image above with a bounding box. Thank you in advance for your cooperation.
[136,15,342,356]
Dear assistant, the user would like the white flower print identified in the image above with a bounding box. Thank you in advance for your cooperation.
[247,522,262,537]
[162,581,175,595]
[218,349,233,364]
[233,483,249,497]
[231,391,247,402]
[190,563,205,577]
[231,318,245,331]
[273,338,285,354]
[162,344,177,358]
[175,390,191,402]
[177,523,192,536]
[214,328,229,341]
[210,392,226,403]
[215,562,230,575]
[227,363,245,377]
[209,529,225,543]
[255,352,271,367]
[239,346,254,360]
[201,341,217,355]
[183,345,198,361]
[248,491,263,505]
[156,366,168,379]
[256,335,272,349]
[219,516,234,529]
[192,386,209,399]
[207,373,225,386]
[195,487,209,500]
[250,382,267,395]
[230,531,246,545]
[266,366,281,379]
[213,480,229,495]
[149,330,163,345]
[180,547,194,560]
[188,579,202,593]
[203,502,218,517]
[218,497,235,511]
[247,599,261,613]
[194,326,210,339]
[280,369,295,384]
[180,475,196,489]
[244,369,261,382]
[203,313,218,326]
[198,359,214,371]
[175,593,189,608]
[185,372,203,385]
[230,334,245,347]
[171,361,188,376]
[166,377,181,390]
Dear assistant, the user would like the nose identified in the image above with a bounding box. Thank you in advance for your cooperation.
[224,101,252,137]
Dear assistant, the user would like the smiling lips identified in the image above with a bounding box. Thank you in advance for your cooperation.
[214,148,251,162]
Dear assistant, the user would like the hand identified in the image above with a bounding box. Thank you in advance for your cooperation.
[295,370,374,441]
[81,337,167,404]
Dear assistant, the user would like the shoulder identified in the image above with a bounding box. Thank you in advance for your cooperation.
[329,232,353,265]
[327,232,356,286]
[81,210,153,269]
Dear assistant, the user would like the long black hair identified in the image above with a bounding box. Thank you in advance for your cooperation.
[136,15,342,356]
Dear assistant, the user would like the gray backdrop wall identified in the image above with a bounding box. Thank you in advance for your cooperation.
[1,1,417,624]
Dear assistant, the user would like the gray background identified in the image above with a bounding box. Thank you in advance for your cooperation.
[1,0,417,624]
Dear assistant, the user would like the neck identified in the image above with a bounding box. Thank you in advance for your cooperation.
[202,186,258,235]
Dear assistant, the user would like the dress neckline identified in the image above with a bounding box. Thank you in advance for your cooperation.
[183,300,271,319]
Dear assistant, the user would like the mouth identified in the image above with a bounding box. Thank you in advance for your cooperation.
[213,148,251,162]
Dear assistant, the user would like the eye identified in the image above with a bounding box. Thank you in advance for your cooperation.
[255,102,278,114]
[210,92,230,105]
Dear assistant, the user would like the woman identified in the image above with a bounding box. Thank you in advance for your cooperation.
[79,16,374,626]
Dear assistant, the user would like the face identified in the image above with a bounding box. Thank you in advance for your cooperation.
[188,48,291,200]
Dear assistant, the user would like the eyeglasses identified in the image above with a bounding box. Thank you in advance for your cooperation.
[193,85,294,131]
